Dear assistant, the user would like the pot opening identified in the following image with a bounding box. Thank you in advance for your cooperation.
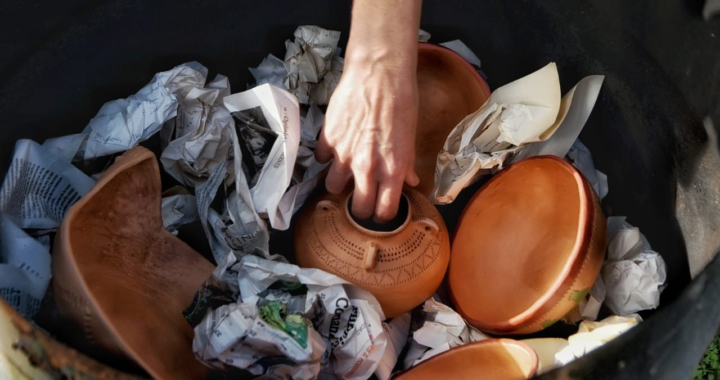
[346,193,410,233]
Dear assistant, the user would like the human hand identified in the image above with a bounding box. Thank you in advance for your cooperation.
[315,56,420,222]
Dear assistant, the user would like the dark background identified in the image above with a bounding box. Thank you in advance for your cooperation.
[1,1,719,379]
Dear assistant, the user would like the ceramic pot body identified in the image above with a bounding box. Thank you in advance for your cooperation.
[394,338,538,380]
[52,147,213,380]
[414,43,491,196]
[449,156,607,335]
[294,187,450,318]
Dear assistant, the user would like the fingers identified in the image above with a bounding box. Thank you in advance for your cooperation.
[351,173,378,220]
[374,176,404,223]
[325,161,351,194]
[405,169,420,187]
[314,131,334,164]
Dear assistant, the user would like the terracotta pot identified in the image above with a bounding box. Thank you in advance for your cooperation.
[51,147,214,380]
[414,43,491,196]
[395,338,538,380]
[294,187,450,318]
[449,156,607,335]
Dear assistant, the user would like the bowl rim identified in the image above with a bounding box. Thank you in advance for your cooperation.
[449,155,597,332]
[395,338,539,379]
[417,42,492,99]
[56,147,168,378]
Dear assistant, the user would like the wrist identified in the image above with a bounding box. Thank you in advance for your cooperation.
[345,40,417,72]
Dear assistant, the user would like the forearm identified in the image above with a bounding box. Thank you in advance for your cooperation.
[346,0,422,70]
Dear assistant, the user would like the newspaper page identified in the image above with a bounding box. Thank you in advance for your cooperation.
[430,63,562,204]
[161,186,198,233]
[224,84,301,230]
[375,313,411,380]
[160,74,233,187]
[402,298,488,370]
[191,255,388,380]
[249,26,343,106]
[0,140,94,229]
[41,62,208,161]
[0,214,52,319]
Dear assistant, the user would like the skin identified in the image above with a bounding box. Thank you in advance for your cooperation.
[315,0,422,223]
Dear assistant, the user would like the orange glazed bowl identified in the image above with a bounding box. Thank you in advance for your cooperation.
[414,43,491,196]
[449,156,607,335]
[394,338,538,380]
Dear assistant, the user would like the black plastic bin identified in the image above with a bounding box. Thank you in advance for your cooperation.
[1,1,720,379]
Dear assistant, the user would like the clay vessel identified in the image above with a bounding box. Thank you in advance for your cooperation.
[52,147,214,380]
[414,43,491,196]
[395,338,538,380]
[521,338,569,373]
[294,187,450,318]
[449,156,607,335]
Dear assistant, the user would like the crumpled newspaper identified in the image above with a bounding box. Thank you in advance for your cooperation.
[249,26,343,106]
[224,84,327,231]
[188,255,388,380]
[567,139,609,200]
[0,139,94,229]
[161,186,198,233]
[375,313,411,380]
[402,298,488,370]
[194,155,269,264]
[555,314,642,366]
[431,62,561,204]
[43,62,208,161]
[0,213,52,319]
[160,74,233,187]
[432,64,605,205]
[599,217,667,315]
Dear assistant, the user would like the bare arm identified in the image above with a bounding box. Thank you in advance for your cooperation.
[315,0,422,222]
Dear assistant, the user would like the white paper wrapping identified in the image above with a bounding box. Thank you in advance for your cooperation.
[601,217,667,315]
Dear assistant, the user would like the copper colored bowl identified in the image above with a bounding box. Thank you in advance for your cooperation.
[414,43,491,196]
[294,187,450,318]
[51,147,214,380]
[395,338,538,380]
[449,156,607,335]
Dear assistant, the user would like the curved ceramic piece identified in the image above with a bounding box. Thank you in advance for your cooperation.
[52,147,214,380]
[521,338,569,373]
[395,338,538,380]
[414,43,491,196]
[294,187,450,318]
[450,156,607,335]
